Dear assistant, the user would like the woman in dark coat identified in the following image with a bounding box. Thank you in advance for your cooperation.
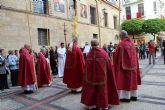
[49,46,58,75]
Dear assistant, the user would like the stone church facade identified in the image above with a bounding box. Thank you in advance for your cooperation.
[0,0,120,51]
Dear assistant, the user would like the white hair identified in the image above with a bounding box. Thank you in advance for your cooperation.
[120,30,128,38]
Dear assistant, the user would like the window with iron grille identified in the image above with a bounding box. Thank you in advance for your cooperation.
[104,12,108,27]
[113,16,117,29]
[90,6,97,25]
[153,1,157,14]
[125,6,131,19]
[33,0,48,14]
[138,3,144,16]
[93,34,98,39]
[38,28,50,46]
[126,6,131,16]
[125,0,131,3]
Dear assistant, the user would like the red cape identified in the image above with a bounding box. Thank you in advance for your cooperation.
[36,52,52,86]
[113,37,141,91]
[81,48,119,108]
[17,48,36,86]
[63,42,85,89]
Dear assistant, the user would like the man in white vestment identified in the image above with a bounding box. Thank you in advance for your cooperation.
[57,43,66,78]
[83,42,91,60]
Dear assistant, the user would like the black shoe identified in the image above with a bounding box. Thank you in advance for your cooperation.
[95,107,109,110]
[28,91,34,94]
[120,99,131,102]
[5,87,10,89]
[70,90,82,94]
[38,86,43,88]
[4,85,9,89]
[131,97,137,101]
[0,88,4,91]
[24,90,34,94]
[12,84,17,87]
[24,90,28,94]
[88,108,98,110]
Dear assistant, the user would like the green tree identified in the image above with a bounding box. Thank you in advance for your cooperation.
[142,18,165,40]
[122,18,144,39]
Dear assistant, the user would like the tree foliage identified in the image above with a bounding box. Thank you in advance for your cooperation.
[122,18,144,39]
[142,18,165,39]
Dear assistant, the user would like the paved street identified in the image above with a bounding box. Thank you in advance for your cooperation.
[0,55,165,110]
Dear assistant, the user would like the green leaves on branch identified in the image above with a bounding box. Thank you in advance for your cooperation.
[121,18,165,39]
[122,19,144,37]
[142,18,165,36]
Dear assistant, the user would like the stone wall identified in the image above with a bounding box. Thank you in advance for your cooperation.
[0,0,120,51]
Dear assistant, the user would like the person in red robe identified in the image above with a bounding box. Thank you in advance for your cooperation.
[63,37,85,92]
[36,48,52,87]
[81,39,119,110]
[17,44,37,94]
[113,30,141,102]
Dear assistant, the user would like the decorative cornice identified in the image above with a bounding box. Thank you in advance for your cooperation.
[101,0,120,10]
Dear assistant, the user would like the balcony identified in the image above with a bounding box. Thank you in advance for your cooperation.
[122,0,143,6]
[123,12,144,20]
[126,14,131,20]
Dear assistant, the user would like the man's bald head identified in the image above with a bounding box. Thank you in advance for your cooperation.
[24,44,31,51]
[119,30,128,38]
[91,39,99,48]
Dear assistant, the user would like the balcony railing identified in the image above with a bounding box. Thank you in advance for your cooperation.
[122,0,143,5]
[123,12,144,20]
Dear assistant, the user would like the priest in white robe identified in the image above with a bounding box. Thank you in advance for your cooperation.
[57,43,66,78]
[83,42,91,60]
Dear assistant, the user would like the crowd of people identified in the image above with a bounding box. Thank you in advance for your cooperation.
[0,30,165,110]
[136,41,158,64]
[0,43,67,91]
[0,49,19,90]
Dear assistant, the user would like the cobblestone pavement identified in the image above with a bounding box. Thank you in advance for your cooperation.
[0,55,165,110]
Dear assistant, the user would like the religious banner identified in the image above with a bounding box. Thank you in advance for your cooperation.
[80,4,87,18]
[69,0,75,19]
[33,0,44,13]
[53,0,65,13]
